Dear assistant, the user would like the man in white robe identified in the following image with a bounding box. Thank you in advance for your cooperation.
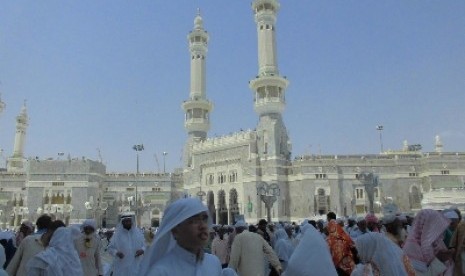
[107,215,145,276]
[139,198,222,276]
[74,219,103,276]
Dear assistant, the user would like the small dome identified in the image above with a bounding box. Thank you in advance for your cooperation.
[194,9,203,29]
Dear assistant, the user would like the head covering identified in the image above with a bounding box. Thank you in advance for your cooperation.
[443,210,459,220]
[27,226,83,276]
[21,221,34,231]
[81,219,97,231]
[139,198,209,275]
[284,223,337,276]
[353,232,410,276]
[403,209,450,265]
[234,220,247,228]
[221,267,238,276]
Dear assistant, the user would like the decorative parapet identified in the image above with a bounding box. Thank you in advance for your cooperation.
[192,130,257,152]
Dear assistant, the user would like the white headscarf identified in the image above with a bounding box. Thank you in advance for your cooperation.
[274,228,294,263]
[27,226,83,276]
[353,232,408,276]
[284,224,337,276]
[139,198,210,275]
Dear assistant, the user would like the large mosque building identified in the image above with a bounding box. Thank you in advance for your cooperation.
[0,0,464,229]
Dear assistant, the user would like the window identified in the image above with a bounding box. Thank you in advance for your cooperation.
[356,188,364,199]
[52,182,64,186]
[441,170,450,175]
[315,174,327,179]
[409,172,419,177]
[229,170,237,183]
[207,174,214,185]
[152,187,161,192]
[218,172,226,184]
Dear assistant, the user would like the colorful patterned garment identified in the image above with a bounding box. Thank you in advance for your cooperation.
[326,220,356,275]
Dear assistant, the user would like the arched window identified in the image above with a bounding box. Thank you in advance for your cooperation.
[409,186,422,209]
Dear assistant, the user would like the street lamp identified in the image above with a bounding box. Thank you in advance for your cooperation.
[129,182,139,225]
[162,152,168,173]
[132,144,144,174]
[376,125,384,153]
[256,182,280,223]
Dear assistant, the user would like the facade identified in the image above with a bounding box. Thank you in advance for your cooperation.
[1,0,464,229]
[182,0,465,224]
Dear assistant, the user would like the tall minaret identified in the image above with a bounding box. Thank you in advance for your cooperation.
[182,10,213,167]
[7,101,29,172]
[250,0,291,159]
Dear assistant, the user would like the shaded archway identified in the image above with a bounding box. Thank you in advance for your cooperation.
[218,190,228,225]
[207,191,216,224]
[151,208,161,227]
[314,188,329,215]
[229,189,239,224]
[409,186,422,209]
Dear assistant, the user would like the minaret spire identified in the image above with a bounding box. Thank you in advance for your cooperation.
[182,11,213,166]
[250,0,291,159]
[7,101,29,172]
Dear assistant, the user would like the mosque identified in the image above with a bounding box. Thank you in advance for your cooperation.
[0,0,464,229]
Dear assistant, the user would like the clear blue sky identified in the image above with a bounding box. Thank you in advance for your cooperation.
[1,1,464,173]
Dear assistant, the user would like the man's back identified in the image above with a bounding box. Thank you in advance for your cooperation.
[229,231,281,276]
[6,234,45,276]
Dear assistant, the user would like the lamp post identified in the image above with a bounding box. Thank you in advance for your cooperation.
[132,144,144,174]
[162,152,168,173]
[376,125,384,153]
[256,182,280,223]
[84,201,108,228]
[129,182,139,225]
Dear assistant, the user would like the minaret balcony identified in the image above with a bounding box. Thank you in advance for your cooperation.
[254,100,285,115]
[185,119,210,133]
[249,75,289,91]
[182,99,213,112]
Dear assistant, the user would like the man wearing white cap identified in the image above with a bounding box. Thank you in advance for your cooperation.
[139,198,222,276]
[107,214,145,276]
[74,219,103,276]
[228,220,282,275]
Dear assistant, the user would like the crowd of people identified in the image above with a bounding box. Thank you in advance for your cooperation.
[0,199,463,276]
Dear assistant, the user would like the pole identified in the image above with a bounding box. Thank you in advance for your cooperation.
[135,182,138,226]
[136,153,139,174]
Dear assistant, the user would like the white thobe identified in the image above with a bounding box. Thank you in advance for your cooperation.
[107,228,145,276]
[145,244,222,276]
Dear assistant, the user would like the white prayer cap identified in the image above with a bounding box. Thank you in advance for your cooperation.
[234,220,247,228]
[222,267,238,276]
[443,210,459,220]
[139,198,209,275]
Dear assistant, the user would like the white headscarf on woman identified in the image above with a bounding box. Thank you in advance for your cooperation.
[274,227,295,269]
[284,223,337,276]
[352,232,409,276]
[27,226,83,276]
[139,197,211,275]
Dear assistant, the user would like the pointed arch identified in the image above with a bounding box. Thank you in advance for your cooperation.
[229,189,239,225]
[409,185,422,209]
[218,190,228,225]
[207,191,216,224]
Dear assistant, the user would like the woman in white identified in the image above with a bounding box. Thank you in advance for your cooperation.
[27,226,83,276]
[274,226,295,271]
[351,232,415,276]
[284,224,337,276]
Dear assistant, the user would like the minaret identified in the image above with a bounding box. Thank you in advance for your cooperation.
[7,101,28,172]
[250,0,291,159]
[435,135,443,153]
[182,10,213,167]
